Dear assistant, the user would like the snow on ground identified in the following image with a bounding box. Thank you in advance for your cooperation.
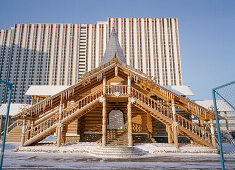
[135,143,218,154]
[0,142,235,169]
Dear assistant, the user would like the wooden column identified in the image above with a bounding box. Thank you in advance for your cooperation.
[166,125,173,144]
[62,125,68,145]
[57,100,63,147]
[101,76,107,146]
[102,97,107,146]
[127,75,133,146]
[21,119,27,147]
[7,116,11,132]
[147,112,153,138]
[31,96,34,105]
[171,100,179,148]
[210,119,216,148]
[224,111,229,134]
[79,116,85,139]
[127,97,133,146]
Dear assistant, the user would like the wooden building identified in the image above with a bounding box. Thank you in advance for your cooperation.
[7,30,216,148]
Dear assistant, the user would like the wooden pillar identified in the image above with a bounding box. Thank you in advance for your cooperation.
[166,125,173,144]
[224,111,229,134]
[172,100,179,148]
[7,116,11,132]
[101,76,107,146]
[210,119,216,148]
[21,119,27,147]
[147,112,153,138]
[62,125,68,145]
[127,75,133,146]
[101,96,107,146]
[127,97,133,146]
[0,115,3,134]
[31,96,34,105]
[57,100,63,147]
[79,116,85,139]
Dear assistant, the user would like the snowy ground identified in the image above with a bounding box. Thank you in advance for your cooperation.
[1,142,235,169]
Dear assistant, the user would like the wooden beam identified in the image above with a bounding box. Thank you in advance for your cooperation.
[166,125,173,144]
[172,100,179,148]
[147,112,153,138]
[127,97,133,146]
[210,119,216,148]
[57,101,63,147]
[62,125,68,145]
[101,96,107,146]
[21,119,27,147]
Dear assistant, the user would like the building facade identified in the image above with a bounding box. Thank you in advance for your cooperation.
[0,18,182,104]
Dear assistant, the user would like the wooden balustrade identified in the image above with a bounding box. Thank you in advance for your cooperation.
[105,85,128,96]
[62,89,103,119]
[131,87,212,144]
[24,88,103,142]
[131,87,173,120]
[5,120,23,134]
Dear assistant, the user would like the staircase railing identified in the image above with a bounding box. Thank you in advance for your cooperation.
[24,88,103,143]
[131,87,173,120]
[62,88,103,119]
[2,120,23,134]
[154,84,213,120]
[131,87,212,144]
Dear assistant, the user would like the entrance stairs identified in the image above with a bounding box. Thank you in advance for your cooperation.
[4,120,23,142]
[131,87,214,148]
[91,146,146,157]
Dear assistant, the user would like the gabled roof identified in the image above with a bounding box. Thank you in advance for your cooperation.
[25,85,70,96]
[101,30,126,65]
[164,86,194,96]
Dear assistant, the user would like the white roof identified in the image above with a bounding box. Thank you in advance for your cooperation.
[163,85,194,96]
[0,104,31,116]
[25,85,70,96]
[194,100,234,112]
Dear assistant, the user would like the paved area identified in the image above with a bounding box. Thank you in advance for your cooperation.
[1,143,235,169]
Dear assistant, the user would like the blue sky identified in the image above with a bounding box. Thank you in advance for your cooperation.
[0,0,234,100]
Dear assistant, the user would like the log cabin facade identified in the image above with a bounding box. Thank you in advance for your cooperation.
[8,30,216,148]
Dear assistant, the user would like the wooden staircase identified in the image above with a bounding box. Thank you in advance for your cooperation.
[131,87,214,147]
[22,89,103,146]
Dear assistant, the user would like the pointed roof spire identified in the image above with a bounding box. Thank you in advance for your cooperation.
[101,29,126,65]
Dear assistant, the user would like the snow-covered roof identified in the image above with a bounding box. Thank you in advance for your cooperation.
[163,85,194,96]
[0,104,30,116]
[25,85,70,96]
[194,100,234,112]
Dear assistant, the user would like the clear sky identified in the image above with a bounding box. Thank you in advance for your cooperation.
[0,0,234,100]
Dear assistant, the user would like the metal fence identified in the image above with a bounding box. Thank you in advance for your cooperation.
[0,80,13,169]
[212,81,235,170]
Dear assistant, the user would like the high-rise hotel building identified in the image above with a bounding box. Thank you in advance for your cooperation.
[0,18,182,104]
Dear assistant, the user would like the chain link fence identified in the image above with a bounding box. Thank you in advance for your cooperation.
[212,81,235,170]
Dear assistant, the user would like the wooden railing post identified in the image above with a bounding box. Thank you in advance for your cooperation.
[128,75,131,95]
[103,76,106,94]
[101,96,107,146]
[57,100,63,147]
[21,119,27,147]
[210,119,216,148]
[171,100,179,148]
